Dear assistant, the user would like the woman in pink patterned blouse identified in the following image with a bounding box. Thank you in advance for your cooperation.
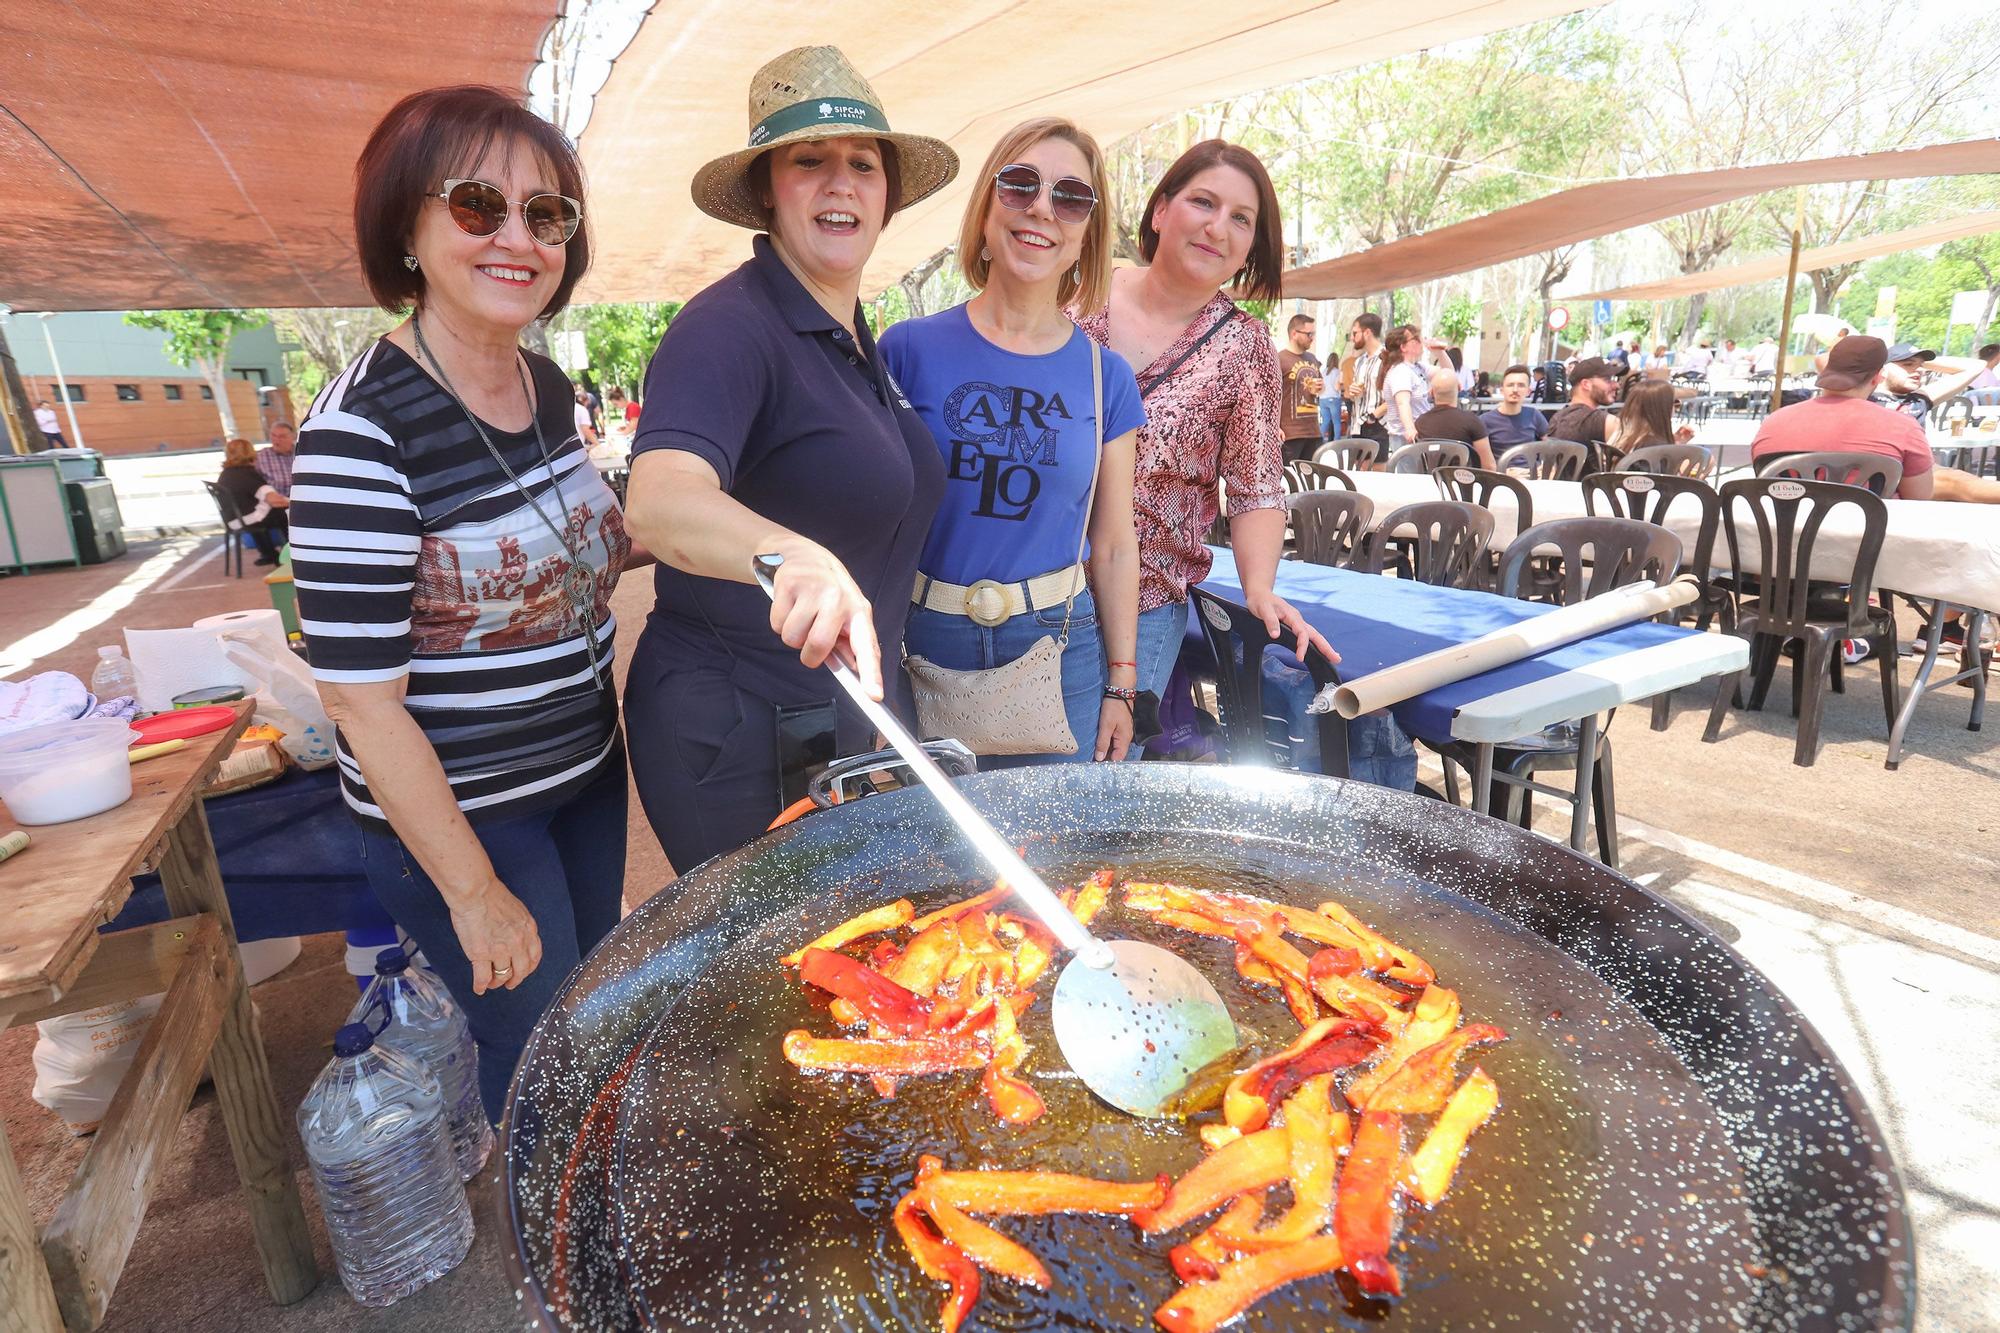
[1076,140,1334,707]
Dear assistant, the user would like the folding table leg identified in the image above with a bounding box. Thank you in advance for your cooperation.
[1569,715,1600,855]
[155,804,317,1306]
[0,1092,65,1333]
[1470,745,1494,817]
[1886,599,1955,771]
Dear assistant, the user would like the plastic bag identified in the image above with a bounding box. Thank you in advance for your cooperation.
[220,630,336,769]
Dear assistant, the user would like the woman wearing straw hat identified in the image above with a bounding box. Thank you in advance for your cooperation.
[880,117,1145,767]
[623,47,956,871]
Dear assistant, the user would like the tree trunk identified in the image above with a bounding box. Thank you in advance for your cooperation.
[1678,292,1709,347]
[195,354,239,439]
[1974,289,1997,348]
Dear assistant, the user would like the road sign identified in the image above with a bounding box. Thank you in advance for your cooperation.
[1593,299,1613,326]
[1547,306,1571,332]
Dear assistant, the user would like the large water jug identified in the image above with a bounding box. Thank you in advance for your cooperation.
[349,947,492,1179]
[297,1023,474,1307]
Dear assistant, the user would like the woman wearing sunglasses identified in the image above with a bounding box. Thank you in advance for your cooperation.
[621,47,955,871]
[288,85,632,1124]
[879,119,1144,764]
[1074,141,1335,724]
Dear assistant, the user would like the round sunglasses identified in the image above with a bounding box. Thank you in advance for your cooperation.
[993,163,1098,225]
[431,178,582,247]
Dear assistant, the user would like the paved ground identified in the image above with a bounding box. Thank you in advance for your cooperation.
[0,531,1992,1330]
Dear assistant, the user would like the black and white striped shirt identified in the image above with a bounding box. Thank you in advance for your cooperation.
[290,339,629,828]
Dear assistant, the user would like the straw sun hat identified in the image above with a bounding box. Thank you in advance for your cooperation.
[691,46,960,230]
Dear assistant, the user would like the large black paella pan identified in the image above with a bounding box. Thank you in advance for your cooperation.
[501,765,1911,1331]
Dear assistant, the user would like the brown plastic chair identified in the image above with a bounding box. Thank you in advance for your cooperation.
[1286,460,1355,492]
[1495,516,1683,607]
[1619,443,1713,478]
[1432,516,1679,866]
[1356,500,1493,589]
[1582,472,1728,729]
[1385,439,1471,473]
[1755,451,1903,497]
[1701,477,1898,767]
[1496,439,1588,479]
[1314,437,1380,470]
[1288,490,1374,569]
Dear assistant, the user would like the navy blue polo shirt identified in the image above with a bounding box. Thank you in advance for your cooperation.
[632,235,946,717]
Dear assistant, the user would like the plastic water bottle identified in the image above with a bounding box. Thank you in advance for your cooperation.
[297,1023,473,1307]
[349,947,492,1179]
[88,646,138,707]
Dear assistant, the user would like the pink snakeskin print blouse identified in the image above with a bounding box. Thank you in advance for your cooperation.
[1077,292,1286,612]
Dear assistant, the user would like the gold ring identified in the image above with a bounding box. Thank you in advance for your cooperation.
[492,965,512,977]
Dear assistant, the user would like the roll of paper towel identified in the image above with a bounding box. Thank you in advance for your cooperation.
[125,609,290,713]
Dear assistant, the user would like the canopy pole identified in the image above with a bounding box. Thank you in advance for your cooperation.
[1771,187,1807,414]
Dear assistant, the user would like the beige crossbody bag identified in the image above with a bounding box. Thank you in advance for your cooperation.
[904,342,1104,756]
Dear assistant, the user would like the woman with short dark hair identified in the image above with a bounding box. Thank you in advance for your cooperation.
[1074,140,1333,712]
[288,84,631,1124]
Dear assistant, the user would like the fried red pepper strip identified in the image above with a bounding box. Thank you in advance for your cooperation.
[915,1157,1051,1289]
[1154,1235,1345,1333]
[1129,882,1372,957]
[981,997,1046,1125]
[1345,985,1461,1107]
[780,898,914,967]
[799,947,935,1037]
[1316,899,1434,986]
[1404,1067,1500,1206]
[1135,1128,1290,1234]
[1365,1024,1508,1115]
[782,1030,988,1075]
[1238,924,1389,1027]
[1336,1110,1404,1297]
[926,1169,1169,1218]
[1212,1108,1351,1252]
[1222,1017,1385,1133]
[893,1191,981,1333]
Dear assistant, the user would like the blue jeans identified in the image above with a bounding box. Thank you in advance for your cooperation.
[1129,599,1191,759]
[1318,396,1341,441]
[1262,654,1416,789]
[904,588,1104,768]
[358,760,627,1123]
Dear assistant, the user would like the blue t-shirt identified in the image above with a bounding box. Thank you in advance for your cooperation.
[1479,406,1549,448]
[880,305,1145,586]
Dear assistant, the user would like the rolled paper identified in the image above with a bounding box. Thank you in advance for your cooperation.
[1328,576,1704,720]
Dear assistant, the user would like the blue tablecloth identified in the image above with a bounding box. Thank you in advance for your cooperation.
[1195,548,1692,744]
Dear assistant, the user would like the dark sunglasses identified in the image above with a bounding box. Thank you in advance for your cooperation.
[993,163,1098,225]
[432,178,582,246]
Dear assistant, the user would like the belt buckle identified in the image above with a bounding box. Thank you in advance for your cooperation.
[964,579,1011,627]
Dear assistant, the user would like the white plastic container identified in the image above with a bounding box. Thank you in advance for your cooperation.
[0,719,140,824]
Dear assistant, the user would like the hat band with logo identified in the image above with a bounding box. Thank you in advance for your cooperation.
[748,98,890,147]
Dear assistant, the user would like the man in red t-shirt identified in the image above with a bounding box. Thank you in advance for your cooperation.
[1751,336,2000,503]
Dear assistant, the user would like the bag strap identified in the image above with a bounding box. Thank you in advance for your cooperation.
[1055,340,1104,648]
[1138,306,1236,400]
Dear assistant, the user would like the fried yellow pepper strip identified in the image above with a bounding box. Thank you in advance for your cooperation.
[924,1168,1169,1217]
[1135,1128,1291,1234]
[1365,1025,1507,1115]
[1062,869,1113,926]
[893,1191,981,1333]
[909,884,1012,933]
[1404,1067,1500,1206]
[1237,924,1389,1027]
[782,1030,988,1075]
[1250,1076,1338,1246]
[883,919,961,996]
[780,898,915,968]
[1154,1235,1345,1333]
[1344,985,1461,1108]
[1315,899,1434,986]
[1336,1110,1404,1297]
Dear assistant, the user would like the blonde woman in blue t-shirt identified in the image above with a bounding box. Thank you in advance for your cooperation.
[880,118,1145,765]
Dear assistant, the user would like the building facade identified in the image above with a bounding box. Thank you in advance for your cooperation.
[6,311,296,455]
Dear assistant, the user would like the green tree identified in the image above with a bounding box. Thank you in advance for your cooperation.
[123,309,269,438]
[1435,294,1477,348]
[546,303,683,393]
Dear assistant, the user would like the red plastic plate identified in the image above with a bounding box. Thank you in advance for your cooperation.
[130,705,240,744]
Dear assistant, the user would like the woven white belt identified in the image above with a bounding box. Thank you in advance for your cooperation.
[912,564,1086,628]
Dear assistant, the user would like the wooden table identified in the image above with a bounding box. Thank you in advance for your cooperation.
[0,703,315,1331]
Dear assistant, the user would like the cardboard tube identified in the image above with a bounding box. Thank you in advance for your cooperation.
[1330,576,1704,720]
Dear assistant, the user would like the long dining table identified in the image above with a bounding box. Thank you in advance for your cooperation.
[1338,469,1996,765]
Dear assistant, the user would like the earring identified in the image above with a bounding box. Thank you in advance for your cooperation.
[403,255,419,271]
[1071,262,1081,284]
[979,245,990,263]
